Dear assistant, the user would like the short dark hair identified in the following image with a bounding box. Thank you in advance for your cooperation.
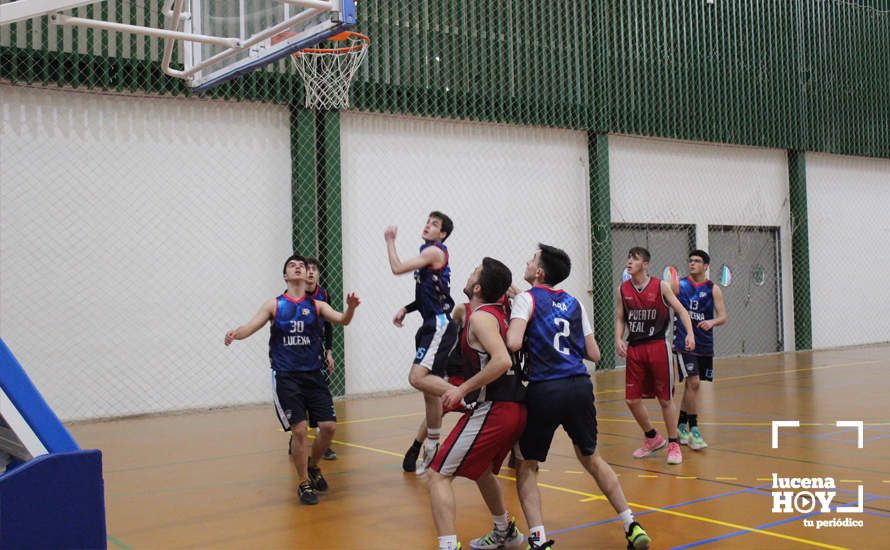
[538,244,571,286]
[429,210,454,242]
[282,253,306,274]
[479,257,512,303]
[689,249,710,265]
[305,257,321,270]
[628,247,651,262]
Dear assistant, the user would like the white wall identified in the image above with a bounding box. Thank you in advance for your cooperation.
[608,135,795,349]
[0,85,293,420]
[807,153,890,348]
[340,112,591,395]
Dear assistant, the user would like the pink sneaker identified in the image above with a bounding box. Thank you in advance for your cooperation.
[632,433,666,458]
[666,442,683,464]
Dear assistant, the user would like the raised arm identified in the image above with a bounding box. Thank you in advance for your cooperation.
[443,311,512,410]
[384,226,444,275]
[317,292,361,326]
[225,298,276,345]
[662,280,695,351]
[699,284,728,331]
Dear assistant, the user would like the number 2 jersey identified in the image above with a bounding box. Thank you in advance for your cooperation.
[620,276,670,345]
[268,293,323,372]
[459,303,526,403]
[511,285,594,383]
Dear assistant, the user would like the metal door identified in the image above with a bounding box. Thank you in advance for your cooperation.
[708,226,782,356]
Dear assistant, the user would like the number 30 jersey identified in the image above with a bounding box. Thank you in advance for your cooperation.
[268,293,323,372]
[511,285,593,382]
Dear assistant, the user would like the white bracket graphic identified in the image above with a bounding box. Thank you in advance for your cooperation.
[771,420,800,449]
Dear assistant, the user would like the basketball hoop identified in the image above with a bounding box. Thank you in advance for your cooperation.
[289,31,370,111]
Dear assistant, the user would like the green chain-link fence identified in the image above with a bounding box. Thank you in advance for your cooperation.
[1,0,888,420]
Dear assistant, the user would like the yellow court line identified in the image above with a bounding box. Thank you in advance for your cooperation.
[330,435,850,550]
[756,477,772,481]
[677,476,697,480]
[715,360,881,383]
[564,470,585,474]
[493,474,846,550]
[839,480,863,483]
[638,474,659,478]
[336,411,424,425]
[715,477,738,481]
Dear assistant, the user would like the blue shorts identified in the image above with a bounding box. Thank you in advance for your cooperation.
[674,352,714,382]
[519,375,597,462]
[414,314,458,376]
[271,369,336,430]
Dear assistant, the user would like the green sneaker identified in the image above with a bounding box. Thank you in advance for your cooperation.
[689,426,708,450]
[470,518,525,549]
[677,424,690,446]
[625,521,651,549]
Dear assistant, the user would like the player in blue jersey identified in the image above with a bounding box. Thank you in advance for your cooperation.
[507,244,651,550]
[386,211,459,475]
[305,257,337,461]
[224,254,360,505]
[671,250,727,450]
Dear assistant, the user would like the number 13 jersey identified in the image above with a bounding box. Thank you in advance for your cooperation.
[511,285,593,382]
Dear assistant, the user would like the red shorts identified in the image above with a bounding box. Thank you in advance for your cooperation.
[443,376,466,414]
[431,401,527,481]
[626,339,673,401]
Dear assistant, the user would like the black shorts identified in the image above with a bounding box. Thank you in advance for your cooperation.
[414,314,458,376]
[271,369,336,431]
[674,352,714,382]
[519,375,597,462]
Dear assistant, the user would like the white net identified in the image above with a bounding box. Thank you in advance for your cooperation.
[291,33,369,110]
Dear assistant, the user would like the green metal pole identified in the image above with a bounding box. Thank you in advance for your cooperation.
[318,110,345,397]
[589,133,615,369]
[788,150,812,350]
[290,106,318,256]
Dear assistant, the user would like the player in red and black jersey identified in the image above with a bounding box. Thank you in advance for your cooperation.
[424,258,528,550]
[616,247,695,466]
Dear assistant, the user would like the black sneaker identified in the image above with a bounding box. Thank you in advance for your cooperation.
[298,481,318,505]
[402,444,420,473]
[625,521,650,550]
[308,462,329,492]
[527,535,555,549]
[323,447,337,460]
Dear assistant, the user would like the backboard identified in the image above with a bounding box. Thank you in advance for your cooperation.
[184,0,358,92]
[0,0,358,92]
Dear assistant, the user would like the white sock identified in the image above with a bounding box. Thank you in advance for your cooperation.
[529,525,546,543]
[438,534,458,550]
[493,512,509,533]
[427,428,441,442]
[619,509,635,530]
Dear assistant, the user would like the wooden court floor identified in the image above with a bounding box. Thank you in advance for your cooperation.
[70,344,890,549]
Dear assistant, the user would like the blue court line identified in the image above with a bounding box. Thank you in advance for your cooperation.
[549,484,770,536]
[864,509,890,519]
[669,496,881,549]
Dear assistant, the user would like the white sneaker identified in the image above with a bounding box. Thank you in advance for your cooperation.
[415,440,439,475]
[470,518,525,549]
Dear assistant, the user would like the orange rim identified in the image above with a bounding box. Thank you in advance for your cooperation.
[295,31,370,56]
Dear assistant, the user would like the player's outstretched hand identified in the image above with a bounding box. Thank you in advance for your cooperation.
[393,307,407,327]
[505,284,521,300]
[224,330,236,346]
[325,350,336,374]
[346,292,361,308]
[616,339,628,358]
[384,225,398,241]
[685,333,695,352]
